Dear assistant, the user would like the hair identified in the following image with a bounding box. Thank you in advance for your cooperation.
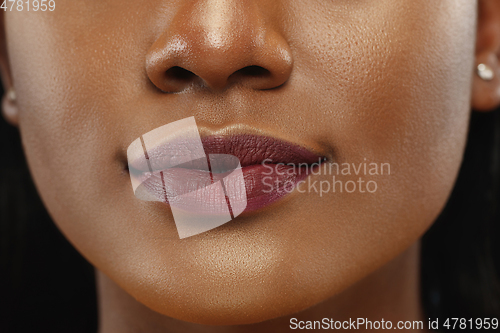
[1,92,499,332]
[421,109,500,321]
[0,85,98,332]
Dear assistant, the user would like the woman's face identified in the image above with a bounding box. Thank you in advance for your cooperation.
[3,0,476,325]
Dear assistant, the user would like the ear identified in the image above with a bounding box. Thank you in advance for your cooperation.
[0,12,18,126]
[472,0,500,112]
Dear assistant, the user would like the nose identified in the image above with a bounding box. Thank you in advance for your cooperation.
[145,0,293,93]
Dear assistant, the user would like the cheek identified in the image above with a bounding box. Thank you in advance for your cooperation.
[290,0,475,212]
[266,0,476,302]
[4,7,155,270]
[5,5,152,218]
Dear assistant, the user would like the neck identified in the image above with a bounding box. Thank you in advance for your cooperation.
[96,242,427,333]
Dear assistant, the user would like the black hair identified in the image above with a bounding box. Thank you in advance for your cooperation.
[421,110,500,322]
[0,86,98,332]
[1,90,499,332]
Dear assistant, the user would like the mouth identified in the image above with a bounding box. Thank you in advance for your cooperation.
[128,133,326,215]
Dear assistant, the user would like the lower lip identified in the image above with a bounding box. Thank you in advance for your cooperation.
[138,163,313,215]
[241,163,311,213]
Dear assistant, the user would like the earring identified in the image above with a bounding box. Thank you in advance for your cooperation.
[477,64,494,81]
[6,88,16,102]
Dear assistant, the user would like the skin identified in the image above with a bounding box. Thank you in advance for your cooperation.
[2,0,500,331]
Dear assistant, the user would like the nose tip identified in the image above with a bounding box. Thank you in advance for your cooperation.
[145,2,293,93]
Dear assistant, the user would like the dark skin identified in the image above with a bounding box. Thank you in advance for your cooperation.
[2,0,500,331]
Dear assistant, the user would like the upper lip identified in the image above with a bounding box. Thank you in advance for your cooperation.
[128,133,325,174]
[201,134,324,167]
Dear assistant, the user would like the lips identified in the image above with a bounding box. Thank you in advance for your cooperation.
[129,134,325,214]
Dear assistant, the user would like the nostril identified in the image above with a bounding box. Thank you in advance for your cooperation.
[235,65,271,78]
[165,66,197,84]
[227,65,274,89]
